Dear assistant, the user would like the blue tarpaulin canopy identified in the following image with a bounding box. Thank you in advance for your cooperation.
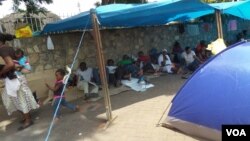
[96,0,213,27]
[210,0,250,20]
[41,0,213,34]
[41,0,250,34]
[41,11,91,33]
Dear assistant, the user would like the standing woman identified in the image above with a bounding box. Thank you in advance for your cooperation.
[0,33,39,130]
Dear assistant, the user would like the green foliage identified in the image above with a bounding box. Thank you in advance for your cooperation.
[14,16,43,31]
[10,0,53,32]
[12,0,53,15]
[95,1,101,7]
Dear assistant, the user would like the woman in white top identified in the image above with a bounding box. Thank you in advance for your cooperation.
[158,49,179,73]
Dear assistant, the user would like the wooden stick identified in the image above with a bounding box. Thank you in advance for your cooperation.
[91,10,113,122]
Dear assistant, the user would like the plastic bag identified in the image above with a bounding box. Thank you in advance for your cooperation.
[15,25,32,38]
[47,36,54,50]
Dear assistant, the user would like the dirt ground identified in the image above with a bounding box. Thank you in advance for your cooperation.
[0,74,200,141]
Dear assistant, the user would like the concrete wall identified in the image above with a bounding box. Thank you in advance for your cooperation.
[3,16,250,98]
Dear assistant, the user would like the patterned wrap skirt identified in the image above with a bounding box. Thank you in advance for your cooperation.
[1,75,39,115]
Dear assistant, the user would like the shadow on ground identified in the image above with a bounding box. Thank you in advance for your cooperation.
[0,74,186,141]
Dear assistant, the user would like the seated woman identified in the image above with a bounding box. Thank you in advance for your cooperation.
[116,54,133,80]
[195,40,209,62]
[117,55,133,67]
[137,51,156,74]
[158,49,179,74]
[198,46,210,62]
[171,41,183,64]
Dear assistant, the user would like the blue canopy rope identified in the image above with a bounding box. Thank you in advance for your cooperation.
[44,16,90,141]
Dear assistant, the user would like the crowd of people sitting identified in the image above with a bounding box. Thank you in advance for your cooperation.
[69,39,212,100]
[0,32,212,130]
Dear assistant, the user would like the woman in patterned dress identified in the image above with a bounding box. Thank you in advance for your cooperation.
[0,33,39,130]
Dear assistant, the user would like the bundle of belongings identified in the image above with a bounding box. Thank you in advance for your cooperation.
[0,64,20,97]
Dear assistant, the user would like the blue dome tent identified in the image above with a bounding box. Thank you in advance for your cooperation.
[165,41,250,141]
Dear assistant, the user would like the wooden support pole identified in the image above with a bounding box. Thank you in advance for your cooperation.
[90,9,113,122]
[215,10,223,39]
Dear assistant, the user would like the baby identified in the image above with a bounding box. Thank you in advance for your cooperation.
[14,48,31,75]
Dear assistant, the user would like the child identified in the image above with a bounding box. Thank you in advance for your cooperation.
[45,69,79,120]
[14,48,31,75]
[106,59,117,86]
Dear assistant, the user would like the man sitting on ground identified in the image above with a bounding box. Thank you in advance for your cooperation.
[76,62,99,100]
[181,47,202,78]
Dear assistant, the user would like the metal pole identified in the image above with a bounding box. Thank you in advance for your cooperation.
[215,10,223,39]
[90,9,113,122]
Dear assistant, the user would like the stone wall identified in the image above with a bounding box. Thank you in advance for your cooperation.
[4,16,250,98]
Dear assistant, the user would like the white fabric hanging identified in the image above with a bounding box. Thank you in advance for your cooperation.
[47,36,54,50]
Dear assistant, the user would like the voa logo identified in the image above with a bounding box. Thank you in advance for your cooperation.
[226,129,246,136]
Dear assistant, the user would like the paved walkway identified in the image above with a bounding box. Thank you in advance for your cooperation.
[0,75,200,141]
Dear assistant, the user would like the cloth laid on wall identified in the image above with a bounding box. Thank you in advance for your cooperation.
[228,20,237,31]
[47,36,55,50]
[203,23,210,32]
[187,24,199,36]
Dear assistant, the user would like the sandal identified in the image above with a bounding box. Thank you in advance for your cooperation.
[18,121,34,131]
